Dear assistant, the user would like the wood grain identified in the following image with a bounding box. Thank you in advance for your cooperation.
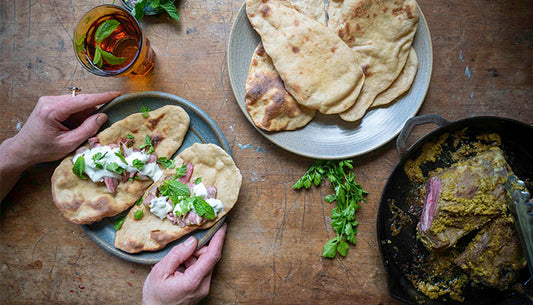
[0,0,532,304]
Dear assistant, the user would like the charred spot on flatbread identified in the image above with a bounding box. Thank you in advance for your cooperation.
[245,43,315,131]
[146,112,166,131]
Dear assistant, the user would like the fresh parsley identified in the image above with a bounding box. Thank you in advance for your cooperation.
[140,106,150,118]
[92,20,126,68]
[131,0,180,22]
[157,157,175,168]
[138,135,154,154]
[293,160,367,258]
[73,156,87,180]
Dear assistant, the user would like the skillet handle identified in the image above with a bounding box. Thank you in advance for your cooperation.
[396,114,450,158]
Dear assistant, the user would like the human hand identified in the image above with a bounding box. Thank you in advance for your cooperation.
[142,223,227,305]
[11,91,120,166]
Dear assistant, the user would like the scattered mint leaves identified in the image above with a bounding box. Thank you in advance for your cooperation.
[136,197,143,206]
[126,134,135,139]
[175,164,187,178]
[73,156,87,180]
[115,151,127,164]
[194,177,202,185]
[114,217,125,230]
[293,159,367,258]
[192,197,215,220]
[132,0,180,22]
[106,162,125,175]
[140,106,150,118]
[132,159,145,169]
[138,135,154,154]
[157,157,175,169]
[134,209,144,220]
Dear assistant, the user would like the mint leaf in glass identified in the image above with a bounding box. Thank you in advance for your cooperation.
[95,19,120,43]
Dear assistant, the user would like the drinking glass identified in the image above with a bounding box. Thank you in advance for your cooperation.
[73,5,155,77]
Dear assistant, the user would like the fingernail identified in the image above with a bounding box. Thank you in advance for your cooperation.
[96,114,108,126]
[184,236,196,246]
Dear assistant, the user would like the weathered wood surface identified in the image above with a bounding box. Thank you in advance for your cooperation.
[0,0,532,304]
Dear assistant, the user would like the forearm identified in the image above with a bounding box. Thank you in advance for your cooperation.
[0,135,34,201]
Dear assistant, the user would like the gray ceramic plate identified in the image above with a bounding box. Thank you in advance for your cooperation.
[228,3,433,159]
[81,91,230,265]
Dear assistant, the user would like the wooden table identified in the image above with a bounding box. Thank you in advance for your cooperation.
[0,0,531,304]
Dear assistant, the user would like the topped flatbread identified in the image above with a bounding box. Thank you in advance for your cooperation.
[114,143,242,253]
[51,105,190,224]
[246,0,365,114]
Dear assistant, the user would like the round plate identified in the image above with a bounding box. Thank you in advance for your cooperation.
[81,91,230,265]
[227,3,433,159]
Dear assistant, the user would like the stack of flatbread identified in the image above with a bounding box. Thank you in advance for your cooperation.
[244,0,419,131]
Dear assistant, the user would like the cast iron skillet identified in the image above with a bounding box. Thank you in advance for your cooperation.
[377,114,533,305]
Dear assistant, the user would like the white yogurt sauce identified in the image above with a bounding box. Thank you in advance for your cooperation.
[150,196,172,219]
[72,145,163,182]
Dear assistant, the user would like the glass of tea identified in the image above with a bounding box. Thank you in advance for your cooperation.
[73,5,155,77]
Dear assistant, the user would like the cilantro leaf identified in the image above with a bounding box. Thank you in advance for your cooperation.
[73,156,88,180]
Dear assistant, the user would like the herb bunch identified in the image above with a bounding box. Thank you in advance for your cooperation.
[131,0,180,22]
[293,160,367,258]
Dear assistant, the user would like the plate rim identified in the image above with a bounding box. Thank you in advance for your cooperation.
[81,91,230,265]
[227,1,433,160]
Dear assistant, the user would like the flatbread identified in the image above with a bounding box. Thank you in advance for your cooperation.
[246,0,365,114]
[244,0,325,131]
[246,43,316,131]
[372,47,418,107]
[327,0,419,121]
[51,105,190,224]
[114,143,242,253]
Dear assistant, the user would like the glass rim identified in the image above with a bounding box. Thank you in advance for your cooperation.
[73,4,145,76]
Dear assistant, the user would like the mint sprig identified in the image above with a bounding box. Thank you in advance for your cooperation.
[92,20,126,68]
[131,0,180,22]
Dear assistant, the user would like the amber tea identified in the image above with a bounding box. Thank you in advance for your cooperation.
[74,5,155,77]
